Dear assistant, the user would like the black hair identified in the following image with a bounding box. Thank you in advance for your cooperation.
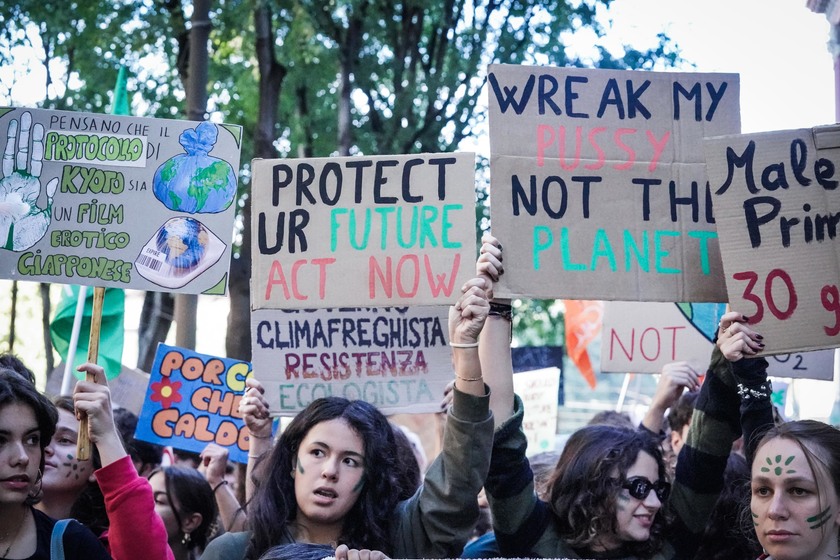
[545,424,668,557]
[247,397,400,559]
[666,390,699,434]
[113,407,163,473]
[390,422,422,501]
[257,543,335,560]
[149,466,217,551]
[0,353,36,385]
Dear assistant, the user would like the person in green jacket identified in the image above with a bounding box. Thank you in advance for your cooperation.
[473,233,770,560]
[201,279,494,560]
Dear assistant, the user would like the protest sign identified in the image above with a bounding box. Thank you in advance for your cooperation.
[512,367,561,456]
[251,306,452,415]
[488,65,740,302]
[602,301,834,380]
[250,153,476,309]
[704,125,840,354]
[135,344,256,463]
[0,107,242,294]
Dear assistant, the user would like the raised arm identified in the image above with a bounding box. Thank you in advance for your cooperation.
[391,276,494,558]
[640,361,700,436]
[73,363,175,560]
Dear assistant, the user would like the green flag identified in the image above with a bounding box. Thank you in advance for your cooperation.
[50,286,125,379]
[50,65,130,380]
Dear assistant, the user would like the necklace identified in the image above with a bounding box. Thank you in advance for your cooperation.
[0,515,24,559]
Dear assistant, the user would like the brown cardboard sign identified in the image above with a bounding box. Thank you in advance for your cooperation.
[488,65,740,302]
[250,154,476,309]
[704,125,840,354]
[601,301,834,380]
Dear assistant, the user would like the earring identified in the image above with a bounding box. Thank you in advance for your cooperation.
[29,469,43,498]
[181,532,191,546]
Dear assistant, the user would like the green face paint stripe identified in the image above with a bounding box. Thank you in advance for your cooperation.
[352,474,366,493]
[765,457,773,465]
[297,462,305,474]
[751,511,758,526]
[760,467,770,473]
[808,507,832,529]
[775,454,782,463]
[784,455,795,466]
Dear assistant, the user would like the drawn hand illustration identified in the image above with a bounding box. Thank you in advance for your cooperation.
[0,111,58,251]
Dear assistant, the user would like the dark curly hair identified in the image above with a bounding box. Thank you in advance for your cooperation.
[545,424,668,558]
[247,397,400,559]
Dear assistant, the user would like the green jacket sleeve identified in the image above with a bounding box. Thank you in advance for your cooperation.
[390,386,493,558]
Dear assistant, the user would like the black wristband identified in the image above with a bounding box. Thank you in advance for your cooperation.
[489,302,512,321]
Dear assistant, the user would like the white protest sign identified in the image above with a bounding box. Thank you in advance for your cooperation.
[513,367,560,456]
[602,301,834,380]
[704,125,840,354]
[250,153,476,309]
[251,307,452,415]
[0,107,241,294]
[488,65,739,302]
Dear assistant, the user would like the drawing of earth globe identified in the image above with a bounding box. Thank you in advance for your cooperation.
[156,216,209,272]
[154,156,236,214]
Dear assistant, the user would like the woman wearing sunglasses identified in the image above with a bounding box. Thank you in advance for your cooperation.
[473,234,768,559]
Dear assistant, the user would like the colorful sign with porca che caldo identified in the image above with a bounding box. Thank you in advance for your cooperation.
[135,344,257,463]
[488,65,740,302]
[0,107,242,294]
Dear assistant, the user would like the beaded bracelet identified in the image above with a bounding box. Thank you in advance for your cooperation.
[737,380,772,401]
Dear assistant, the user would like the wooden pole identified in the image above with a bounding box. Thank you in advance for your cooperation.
[76,286,105,461]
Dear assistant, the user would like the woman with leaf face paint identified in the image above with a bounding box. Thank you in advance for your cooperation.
[200,279,494,560]
[717,311,840,560]
[750,421,840,560]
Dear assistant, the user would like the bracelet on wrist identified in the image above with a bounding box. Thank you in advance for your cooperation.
[454,373,483,382]
[450,340,479,348]
[489,302,513,321]
[213,480,229,493]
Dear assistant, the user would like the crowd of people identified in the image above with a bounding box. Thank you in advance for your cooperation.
[1,233,838,560]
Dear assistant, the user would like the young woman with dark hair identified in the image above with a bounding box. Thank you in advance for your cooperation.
[148,466,217,560]
[474,234,772,559]
[201,281,494,560]
[0,369,109,559]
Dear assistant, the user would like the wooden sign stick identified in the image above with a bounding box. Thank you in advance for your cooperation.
[76,286,105,461]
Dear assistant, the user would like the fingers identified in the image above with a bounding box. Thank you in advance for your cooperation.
[30,122,44,178]
[76,362,108,385]
[454,285,489,318]
[439,379,455,411]
[3,118,16,177]
[16,111,31,173]
[716,312,765,361]
[333,546,389,560]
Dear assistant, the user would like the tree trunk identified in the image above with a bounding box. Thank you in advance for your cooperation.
[137,292,174,372]
[174,0,211,350]
[226,4,287,361]
[40,283,54,376]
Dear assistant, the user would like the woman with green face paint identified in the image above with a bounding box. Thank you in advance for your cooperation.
[718,311,840,560]
[750,421,840,560]
[200,279,495,560]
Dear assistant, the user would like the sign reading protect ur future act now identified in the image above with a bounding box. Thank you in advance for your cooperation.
[488,65,740,302]
[250,153,476,309]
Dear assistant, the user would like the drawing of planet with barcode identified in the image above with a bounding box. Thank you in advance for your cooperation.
[135,216,226,289]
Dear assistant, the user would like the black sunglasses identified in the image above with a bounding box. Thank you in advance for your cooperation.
[621,477,671,502]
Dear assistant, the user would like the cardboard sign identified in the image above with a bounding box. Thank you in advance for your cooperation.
[251,307,452,415]
[602,301,834,380]
[135,344,255,463]
[704,126,840,354]
[250,154,476,309]
[0,108,242,294]
[512,367,561,456]
[488,65,740,302]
